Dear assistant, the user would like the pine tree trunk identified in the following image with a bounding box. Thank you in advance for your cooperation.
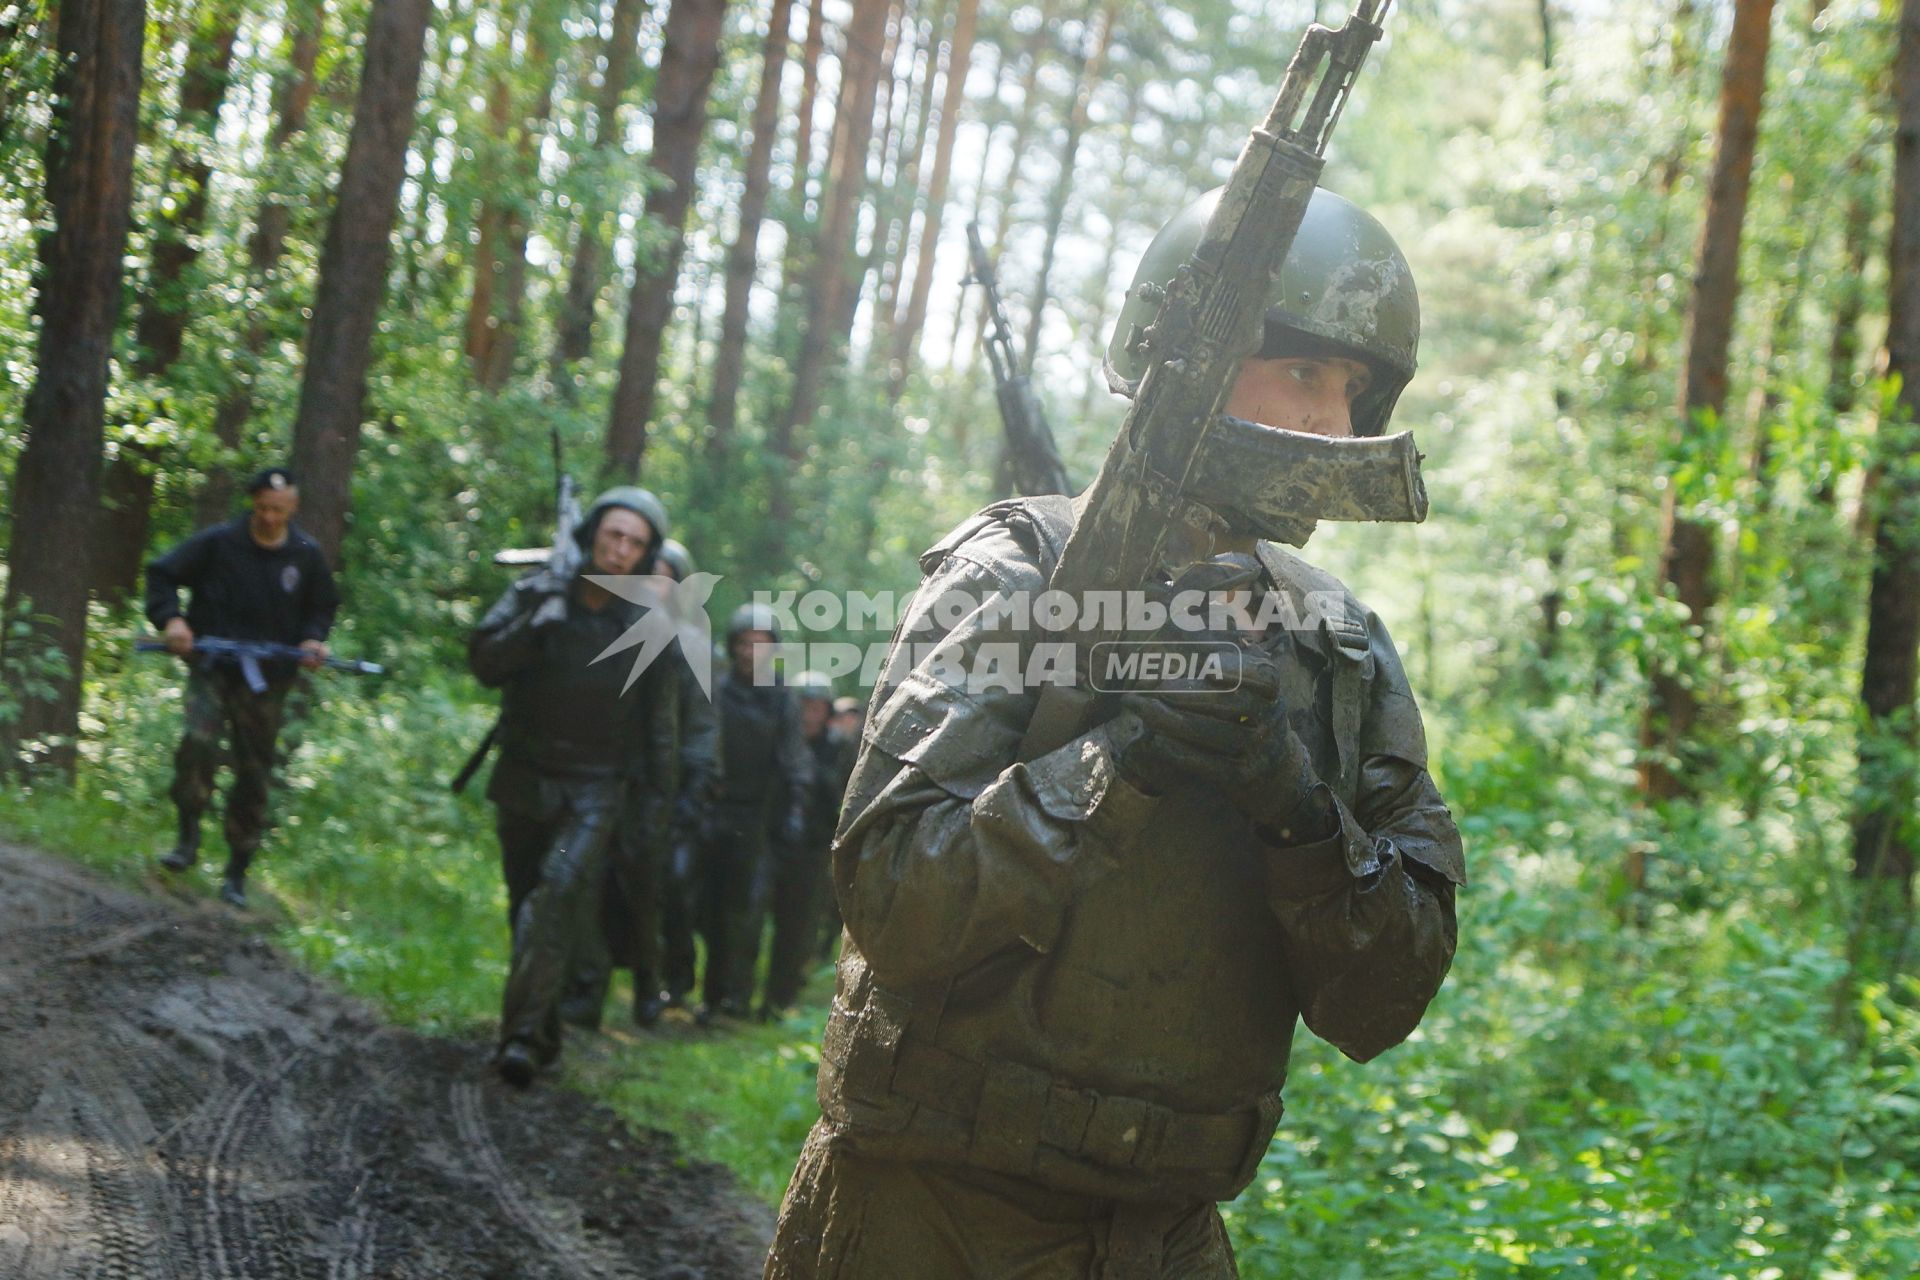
[465,68,513,375]
[480,13,562,392]
[792,0,826,197]
[288,0,434,565]
[1020,0,1115,367]
[1849,0,1920,905]
[887,0,977,396]
[198,2,324,527]
[1638,0,1775,807]
[95,0,241,601]
[768,0,892,468]
[550,0,650,387]
[602,0,731,483]
[938,40,1003,374]
[706,0,795,459]
[0,0,146,779]
[873,0,944,350]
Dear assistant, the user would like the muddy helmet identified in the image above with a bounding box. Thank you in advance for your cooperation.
[1104,187,1419,438]
[726,602,781,646]
[655,537,694,581]
[576,486,670,573]
[790,670,833,703]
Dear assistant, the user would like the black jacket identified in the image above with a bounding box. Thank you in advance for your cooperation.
[145,518,339,646]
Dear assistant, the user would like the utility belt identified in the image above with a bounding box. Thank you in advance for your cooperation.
[823,978,1281,1195]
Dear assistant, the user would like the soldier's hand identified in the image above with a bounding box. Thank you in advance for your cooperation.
[1113,640,1325,835]
[163,617,195,657]
[298,639,328,669]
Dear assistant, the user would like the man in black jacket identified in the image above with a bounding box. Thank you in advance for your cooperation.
[469,487,679,1086]
[144,467,339,907]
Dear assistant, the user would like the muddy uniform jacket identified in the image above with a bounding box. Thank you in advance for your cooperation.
[145,519,339,649]
[817,496,1465,1203]
[714,675,813,840]
[469,576,678,811]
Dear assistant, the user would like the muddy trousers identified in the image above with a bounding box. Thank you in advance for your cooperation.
[495,780,621,1062]
[168,665,294,871]
[766,1123,1238,1280]
[761,840,828,1012]
[660,840,699,1000]
[697,811,772,1012]
[562,812,667,1021]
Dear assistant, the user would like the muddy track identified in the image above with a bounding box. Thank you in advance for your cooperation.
[0,842,772,1278]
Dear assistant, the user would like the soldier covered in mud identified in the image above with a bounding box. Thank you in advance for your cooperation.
[145,466,339,908]
[765,190,1465,1277]
[695,604,812,1024]
[468,487,679,1087]
[562,536,721,1028]
[758,671,854,1019]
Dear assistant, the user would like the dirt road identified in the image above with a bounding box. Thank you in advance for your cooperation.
[0,842,772,1278]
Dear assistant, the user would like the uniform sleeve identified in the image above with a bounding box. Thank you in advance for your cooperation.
[775,690,817,839]
[467,579,550,688]
[833,546,1160,989]
[144,526,218,630]
[1261,614,1464,1064]
[675,666,720,827]
[299,544,340,642]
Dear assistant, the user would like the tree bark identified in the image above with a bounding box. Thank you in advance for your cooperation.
[1638,0,1775,806]
[768,0,892,467]
[1020,0,1115,369]
[887,0,977,397]
[550,0,650,387]
[464,67,513,375]
[706,0,795,460]
[287,0,434,565]
[602,0,731,483]
[792,0,826,199]
[479,12,562,392]
[1850,0,1920,903]
[95,0,241,601]
[1,0,146,778]
[197,1,324,527]
[872,0,944,347]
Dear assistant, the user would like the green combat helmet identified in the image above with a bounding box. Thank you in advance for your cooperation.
[1104,186,1419,439]
[727,602,782,645]
[791,670,834,703]
[576,486,670,574]
[656,538,694,581]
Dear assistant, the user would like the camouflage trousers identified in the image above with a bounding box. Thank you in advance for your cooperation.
[169,665,298,861]
[766,1122,1238,1280]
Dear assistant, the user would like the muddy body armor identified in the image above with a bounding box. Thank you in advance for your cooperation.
[767,496,1463,1277]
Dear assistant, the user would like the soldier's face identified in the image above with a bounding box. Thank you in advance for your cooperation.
[731,629,775,679]
[591,509,655,576]
[800,698,830,739]
[1223,356,1373,438]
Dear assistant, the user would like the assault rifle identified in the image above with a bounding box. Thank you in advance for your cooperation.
[453,430,581,793]
[1020,0,1422,759]
[966,222,1075,498]
[137,637,385,695]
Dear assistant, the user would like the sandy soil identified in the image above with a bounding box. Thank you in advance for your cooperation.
[0,841,773,1279]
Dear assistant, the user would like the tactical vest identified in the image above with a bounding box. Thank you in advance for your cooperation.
[816,496,1406,1204]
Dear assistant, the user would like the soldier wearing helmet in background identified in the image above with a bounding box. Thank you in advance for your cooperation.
[811,695,866,961]
[758,671,853,1020]
[698,603,813,1023]
[766,189,1465,1276]
[469,487,678,1087]
[560,536,720,1029]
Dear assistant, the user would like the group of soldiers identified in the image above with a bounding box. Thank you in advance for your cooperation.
[142,175,1465,1278]
[145,474,862,1087]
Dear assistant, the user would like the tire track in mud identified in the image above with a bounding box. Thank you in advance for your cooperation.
[0,841,771,1278]
[451,1080,617,1280]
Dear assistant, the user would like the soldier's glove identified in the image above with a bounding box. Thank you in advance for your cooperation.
[1112,640,1334,843]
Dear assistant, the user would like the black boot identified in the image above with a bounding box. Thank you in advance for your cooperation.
[219,848,253,909]
[159,811,201,872]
